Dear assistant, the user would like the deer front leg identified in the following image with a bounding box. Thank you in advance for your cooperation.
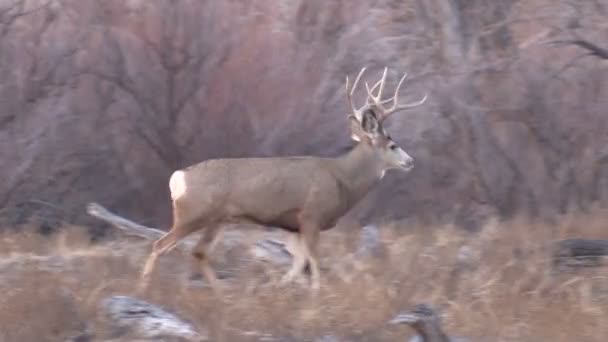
[280,233,307,284]
[301,227,321,292]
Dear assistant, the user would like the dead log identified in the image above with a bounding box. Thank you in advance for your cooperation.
[86,202,197,251]
[101,295,205,341]
[86,202,294,265]
[86,202,391,279]
[389,304,466,342]
[553,238,608,270]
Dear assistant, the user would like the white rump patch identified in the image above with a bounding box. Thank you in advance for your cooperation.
[169,170,187,200]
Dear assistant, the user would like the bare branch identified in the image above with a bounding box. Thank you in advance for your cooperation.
[345,66,367,117]
[0,0,52,38]
[550,52,593,78]
[564,39,608,60]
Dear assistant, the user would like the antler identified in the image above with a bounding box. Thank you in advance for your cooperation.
[346,66,427,123]
[377,70,428,122]
[345,67,370,121]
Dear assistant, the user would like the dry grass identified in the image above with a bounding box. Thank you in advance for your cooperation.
[0,210,607,342]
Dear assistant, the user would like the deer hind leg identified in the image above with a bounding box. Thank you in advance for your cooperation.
[280,233,308,285]
[139,220,198,290]
[191,224,224,293]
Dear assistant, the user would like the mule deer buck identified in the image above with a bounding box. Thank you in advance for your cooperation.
[139,66,427,292]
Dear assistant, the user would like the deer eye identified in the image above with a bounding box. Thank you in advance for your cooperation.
[389,144,398,150]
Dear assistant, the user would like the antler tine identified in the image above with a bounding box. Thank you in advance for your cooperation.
[364,81,381,105]
[346,66,427,122]
[376,66,388,102]
[380,71,427,121]
[346,67,368,113]
[396,93,428,110]
[377,71,408,117]
[364,67,389,105]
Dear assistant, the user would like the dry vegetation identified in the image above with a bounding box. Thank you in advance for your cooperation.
[1,0,608,341]
[1,210,607,341]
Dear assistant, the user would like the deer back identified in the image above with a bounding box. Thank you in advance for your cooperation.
[170,156,352,230]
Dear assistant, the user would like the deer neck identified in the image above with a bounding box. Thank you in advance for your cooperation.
[335,142,386,201]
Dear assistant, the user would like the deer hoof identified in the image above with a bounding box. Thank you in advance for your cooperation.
[280,274,295,285]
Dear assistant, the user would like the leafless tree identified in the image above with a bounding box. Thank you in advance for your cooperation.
[1,0,607,231]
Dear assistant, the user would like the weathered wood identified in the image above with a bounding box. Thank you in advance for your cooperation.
[87,202,296,266]
[86,202,393,284]
[86,202,197,251]
[389,304,467,342]
[101,295,205,341]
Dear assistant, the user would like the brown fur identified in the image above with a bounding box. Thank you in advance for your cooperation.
[139,67,427,292]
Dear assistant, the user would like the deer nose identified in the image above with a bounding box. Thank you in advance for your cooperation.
[403,157,414,170]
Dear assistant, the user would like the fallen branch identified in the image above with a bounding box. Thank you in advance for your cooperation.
[86,202,197,250]
[86,202,388,278]
[86,202,299,266]
[102,295,205,341]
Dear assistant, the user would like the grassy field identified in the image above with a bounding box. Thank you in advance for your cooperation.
[0,210,607,341]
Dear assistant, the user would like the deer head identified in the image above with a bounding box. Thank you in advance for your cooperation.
[345,67,427,172]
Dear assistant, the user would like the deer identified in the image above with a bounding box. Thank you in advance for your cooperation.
[139,66,428,292]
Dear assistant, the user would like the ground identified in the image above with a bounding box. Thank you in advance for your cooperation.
[0,210,607,341]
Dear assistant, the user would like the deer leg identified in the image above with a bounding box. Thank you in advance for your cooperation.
[189,225,224,280]
[301,226,321,291]
[192,224,224,293]
[280,233,308,284]
[139,221,197,289]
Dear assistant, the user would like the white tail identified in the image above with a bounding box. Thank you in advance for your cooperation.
[139,66,427,292]
[169,170,187,200]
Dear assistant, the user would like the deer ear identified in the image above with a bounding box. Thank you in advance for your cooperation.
[361,109,379,134]
[349,115,364,141]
